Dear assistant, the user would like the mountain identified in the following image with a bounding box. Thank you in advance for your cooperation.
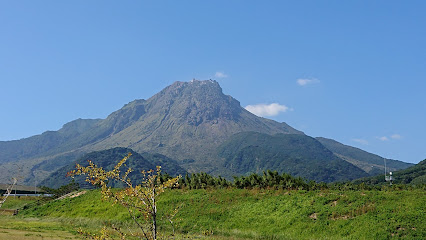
[0,80,413,185]
[0,118,102,164]
[218,132,368,182]
[316,137,413,175]
[0,80,303,184]
[353,159,426,185]
[40,147,187,188]
[86,80,302,170]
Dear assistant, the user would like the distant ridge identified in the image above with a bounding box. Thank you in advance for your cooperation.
[316,137,413,176]
[353,159,425,185]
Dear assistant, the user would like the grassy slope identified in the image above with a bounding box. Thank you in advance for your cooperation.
[1,196,40,210]
[15,188,426,239]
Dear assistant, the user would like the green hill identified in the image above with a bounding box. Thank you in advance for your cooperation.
[40,147,187,188]
[218,132,368,182]
[354,159,426,185]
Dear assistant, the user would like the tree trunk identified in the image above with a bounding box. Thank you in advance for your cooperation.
[152,187,157,240]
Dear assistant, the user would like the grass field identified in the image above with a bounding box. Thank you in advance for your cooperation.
[1,188,425,239]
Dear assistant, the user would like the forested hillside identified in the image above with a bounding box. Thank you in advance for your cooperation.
[40,147,187,188]
[218,132,368,182]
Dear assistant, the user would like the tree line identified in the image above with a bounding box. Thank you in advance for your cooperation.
[158,170,425,191]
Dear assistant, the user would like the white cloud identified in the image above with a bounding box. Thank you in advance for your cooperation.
[378,134,402,141]
[215,71,228,78]
[245,103,290,117]
[391,134,402,140]
[352,138,369,145]
[296,78,320,86]
[378,136,389,141]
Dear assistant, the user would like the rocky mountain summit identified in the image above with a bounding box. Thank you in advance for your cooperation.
[87,80,302,170]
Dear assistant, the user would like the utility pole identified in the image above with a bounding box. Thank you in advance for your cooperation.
[384,158,393,186]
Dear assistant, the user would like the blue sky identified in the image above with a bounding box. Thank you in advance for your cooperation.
[1,1,425,164]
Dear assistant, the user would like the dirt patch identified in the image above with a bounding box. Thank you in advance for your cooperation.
[309,213,317,220]
[69,191,87,199]
[55,191,87,201]
[331,214,351,220]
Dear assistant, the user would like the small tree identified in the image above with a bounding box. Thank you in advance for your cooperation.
[68,153,180,239]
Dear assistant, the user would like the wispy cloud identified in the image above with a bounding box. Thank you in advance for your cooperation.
[245,103,291,117]
[391,134,402,140]
[378,134,402,141]
[296,78,320,86]
[215,71,228,78]
[352,138,369,145]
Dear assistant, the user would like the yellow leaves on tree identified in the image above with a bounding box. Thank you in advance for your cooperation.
[68,153,181,240]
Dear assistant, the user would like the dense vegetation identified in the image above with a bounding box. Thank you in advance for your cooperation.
[172,170,424,192]
[176,170,324,190]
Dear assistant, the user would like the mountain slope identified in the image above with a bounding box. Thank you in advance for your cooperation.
[86,80,303,172]
[218,132,368,182]
[316,137,413,175]
[40,147,187,188]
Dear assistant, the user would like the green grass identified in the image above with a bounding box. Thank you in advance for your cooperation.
[19,191,129,221]
[158,188,425,239]
[4,188,426,239]
[1,196,40,209]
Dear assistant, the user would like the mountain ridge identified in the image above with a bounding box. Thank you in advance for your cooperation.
[316,137,413,176]
[85,80,303,167]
